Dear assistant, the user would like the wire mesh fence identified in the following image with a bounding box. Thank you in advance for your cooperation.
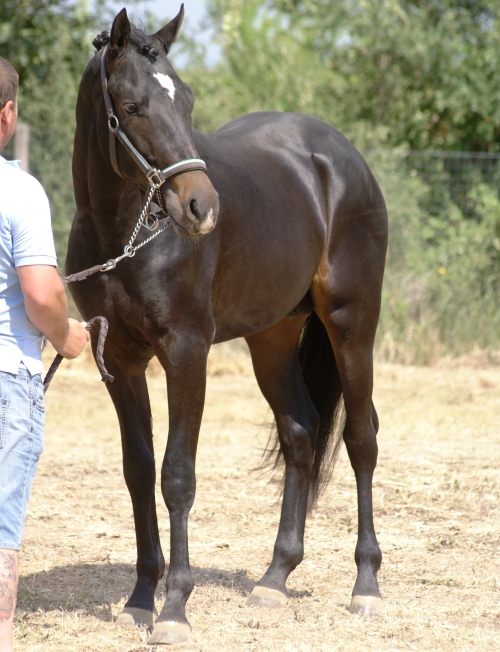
[400,151,500,221]
[364,150,500,223]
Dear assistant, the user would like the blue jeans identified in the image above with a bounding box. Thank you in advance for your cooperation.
[0,364,44,550]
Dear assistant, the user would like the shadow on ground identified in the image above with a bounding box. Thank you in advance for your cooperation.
[17,563,266,619]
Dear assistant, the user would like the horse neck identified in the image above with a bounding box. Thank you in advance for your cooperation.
[73,70,141,251]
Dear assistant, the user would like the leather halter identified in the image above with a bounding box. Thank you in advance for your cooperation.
[100,46,207,186]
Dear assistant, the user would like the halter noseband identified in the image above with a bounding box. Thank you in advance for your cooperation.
[100,45,207,187]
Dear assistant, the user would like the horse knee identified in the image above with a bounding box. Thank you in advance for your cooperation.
[161,460,196,512]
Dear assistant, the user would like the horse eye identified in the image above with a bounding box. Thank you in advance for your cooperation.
[124,103,139,115]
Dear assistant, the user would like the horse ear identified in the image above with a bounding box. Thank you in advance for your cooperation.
[154,4,185,53]
[110,8,131,58]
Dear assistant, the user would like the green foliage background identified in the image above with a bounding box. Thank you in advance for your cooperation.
[1,0,500,361]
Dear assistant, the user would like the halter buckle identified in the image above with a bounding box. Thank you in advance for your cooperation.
[147,169,164,188]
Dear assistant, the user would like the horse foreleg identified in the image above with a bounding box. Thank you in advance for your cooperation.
[245,318,318,608]
[105,363,164,629]
[149,331,209,645]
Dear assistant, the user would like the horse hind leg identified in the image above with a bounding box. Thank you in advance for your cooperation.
[313,269,384,616]
[245,316,320,608]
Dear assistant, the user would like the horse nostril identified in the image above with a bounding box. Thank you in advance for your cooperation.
[189,199,201,222]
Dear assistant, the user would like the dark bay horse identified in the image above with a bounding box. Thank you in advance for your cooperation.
[67,5,388,645]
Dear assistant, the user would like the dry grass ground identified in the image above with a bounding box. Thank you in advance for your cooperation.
[14,342,500,651]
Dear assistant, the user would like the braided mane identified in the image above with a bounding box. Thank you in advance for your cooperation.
[92,31,110,51]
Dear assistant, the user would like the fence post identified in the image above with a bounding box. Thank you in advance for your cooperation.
[14,123,29,173]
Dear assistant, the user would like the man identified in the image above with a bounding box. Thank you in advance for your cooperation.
[0,57,89,651]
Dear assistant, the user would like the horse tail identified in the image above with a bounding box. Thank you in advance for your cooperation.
[260,311,345,509]
[299,311,345,508]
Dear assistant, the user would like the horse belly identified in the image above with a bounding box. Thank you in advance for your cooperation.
[211,223,322,342]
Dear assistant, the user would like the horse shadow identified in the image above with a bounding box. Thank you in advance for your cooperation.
[17,562,309,621]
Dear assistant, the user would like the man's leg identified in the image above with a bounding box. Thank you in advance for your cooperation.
[0,366,45,651]
[0,549,18,652]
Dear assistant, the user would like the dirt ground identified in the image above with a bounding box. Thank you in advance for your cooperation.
[14,342,500,651]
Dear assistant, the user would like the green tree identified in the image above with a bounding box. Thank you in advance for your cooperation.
[181,0,344,137]
[198,1,500,152]
[0,1,148,259]
[0,1,95,259]
[270,0,500,151]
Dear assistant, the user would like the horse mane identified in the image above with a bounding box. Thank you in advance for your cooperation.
[92,28,159,63]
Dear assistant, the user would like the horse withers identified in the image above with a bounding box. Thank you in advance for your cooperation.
[67,4,388,645]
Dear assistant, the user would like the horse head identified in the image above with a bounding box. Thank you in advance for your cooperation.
[98,5,219,237]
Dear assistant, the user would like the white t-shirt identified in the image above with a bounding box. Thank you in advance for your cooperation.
[0,156,57,375]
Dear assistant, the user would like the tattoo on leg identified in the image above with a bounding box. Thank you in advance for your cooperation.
[0,551,18,623]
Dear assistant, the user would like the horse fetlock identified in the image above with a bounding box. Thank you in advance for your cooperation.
[165,574,195,604]
[271,539,304,573]
[354,543,382,572]
[136,555,165,587]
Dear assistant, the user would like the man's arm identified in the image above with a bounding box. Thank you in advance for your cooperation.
[17,265,89,359]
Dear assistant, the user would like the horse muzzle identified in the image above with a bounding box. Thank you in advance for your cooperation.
[161,170,219,238]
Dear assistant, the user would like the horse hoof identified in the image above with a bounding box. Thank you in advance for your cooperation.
[149,620,192,645]
[115,606,156,629]
[349,595,384,617]
[246,586,288,609]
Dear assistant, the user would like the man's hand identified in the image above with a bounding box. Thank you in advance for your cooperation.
[17,265,90,359]
[58,318,90,359]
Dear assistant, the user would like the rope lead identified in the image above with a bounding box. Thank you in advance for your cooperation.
[43,316,113,394]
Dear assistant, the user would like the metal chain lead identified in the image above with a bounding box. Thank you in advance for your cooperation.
[99,182,170,272]
[127,220,170,255]
[126,183,159,249]
[123,182,170,258]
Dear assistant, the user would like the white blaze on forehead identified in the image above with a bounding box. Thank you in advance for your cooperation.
[153,72,176,102]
